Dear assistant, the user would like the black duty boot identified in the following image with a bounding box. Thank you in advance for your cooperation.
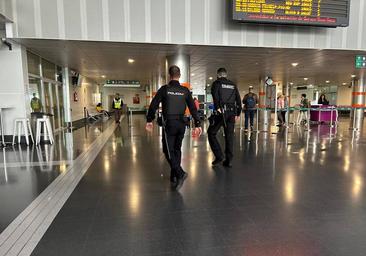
[175,172,188,191]
[223,160,232,168]
[212,158,223,166]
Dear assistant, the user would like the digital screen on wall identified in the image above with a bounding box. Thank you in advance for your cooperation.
[232,0,350,27]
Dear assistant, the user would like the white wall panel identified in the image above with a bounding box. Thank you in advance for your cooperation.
[209,0,223,45]
[5,0,366,51]
[246,25,259,47]
[0,0,13,20]
[16,0,35,37]
[346,0,360,50]
[150,0,165,43]
[263,26,278,48]
[171,0,186,44]
[40,0,58,39]
[190,0,205,44]
[86,0,103,41]
[63,0,82,39]
[108,0,125,41]
[129,0,145,42]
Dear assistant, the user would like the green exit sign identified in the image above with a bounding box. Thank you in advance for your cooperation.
[356,55,366,69]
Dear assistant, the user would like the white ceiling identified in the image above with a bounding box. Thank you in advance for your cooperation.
[17,39,365,92]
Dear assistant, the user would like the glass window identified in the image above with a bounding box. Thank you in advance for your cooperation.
[27,52,40,76]
[42,59,56,80]
[56,66,63,83]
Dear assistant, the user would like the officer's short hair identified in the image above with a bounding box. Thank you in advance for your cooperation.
[169,65,181,78]
[217,68,227,78]
[301,94,306,98]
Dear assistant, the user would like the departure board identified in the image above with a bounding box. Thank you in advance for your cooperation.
[233,0,350,27]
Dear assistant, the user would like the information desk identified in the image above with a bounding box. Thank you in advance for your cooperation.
[310,105,337,123]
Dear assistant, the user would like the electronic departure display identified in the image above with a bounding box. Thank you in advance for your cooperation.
[232,0,350,27]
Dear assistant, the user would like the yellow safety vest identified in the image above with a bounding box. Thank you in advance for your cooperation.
[114,98,122,109]
[31,98,41,111]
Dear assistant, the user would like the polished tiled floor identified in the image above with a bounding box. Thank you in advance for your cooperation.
[0,119,113,232]
[10,116,366,255]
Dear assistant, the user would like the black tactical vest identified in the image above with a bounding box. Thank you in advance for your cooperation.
[219,80,237,105]
[165,84,187,116]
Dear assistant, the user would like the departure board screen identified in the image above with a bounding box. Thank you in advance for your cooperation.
[233,0,350,27]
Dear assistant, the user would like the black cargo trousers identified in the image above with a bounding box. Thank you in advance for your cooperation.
[207,112,236,162]
[162,118,186,180]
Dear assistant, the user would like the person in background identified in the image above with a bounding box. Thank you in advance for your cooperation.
[30,93,42,113]
[297,93,310,125]
[242,86,258,132]
[112,93,123,124]
[277,94,286,126]
[96,103,111,118]
[193,97,200,110]
[318,94,330,105]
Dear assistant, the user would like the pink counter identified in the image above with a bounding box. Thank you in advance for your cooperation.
[310,105,337,123]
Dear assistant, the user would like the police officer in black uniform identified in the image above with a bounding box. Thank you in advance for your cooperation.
[146,65,202,189]
[208,68,242,168]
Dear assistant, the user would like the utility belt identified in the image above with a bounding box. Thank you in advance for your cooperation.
[157,114,187,127]
[222,104,237,113]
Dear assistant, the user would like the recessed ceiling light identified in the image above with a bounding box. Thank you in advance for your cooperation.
[191,73,195,77]
[128,58,135,63]
[291,63,299,67]
[326,80,330,83]
[101,75,106,78]
[342,82,347,85]
[351,74,356,78]
[290,82,294,85]
[209,77,213,80]
[304,78,308,81]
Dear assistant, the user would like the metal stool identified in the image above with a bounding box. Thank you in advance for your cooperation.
[36,117,54,145]
[12,118,34,145]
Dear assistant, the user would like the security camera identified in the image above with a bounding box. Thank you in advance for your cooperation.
[1,38,12,50]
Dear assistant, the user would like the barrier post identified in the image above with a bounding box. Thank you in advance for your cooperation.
[305,107,310,132]
[129,108,133,127]
[256,107,259,133]
[330,107,334,128]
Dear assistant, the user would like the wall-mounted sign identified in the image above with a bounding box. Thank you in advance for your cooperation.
[104,80,141,88]
[355,56,366,69]
[232,0,350,27]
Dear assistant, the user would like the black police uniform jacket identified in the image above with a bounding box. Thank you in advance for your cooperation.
[211,77,242,116]
[146,80,201,127]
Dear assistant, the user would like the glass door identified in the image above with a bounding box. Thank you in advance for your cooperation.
[51,83,61,130]
[57,84,65,128]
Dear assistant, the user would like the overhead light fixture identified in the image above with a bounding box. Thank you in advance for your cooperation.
[209,77,213,80]
[309,84,314,87]
[291,63,299,67]
[191,73,195,77]
[101,75,106,78]
[326,80,330,83]
[304,78,308,81]
[351,74,356,78]
[290,82,294,85]
[128,58,135,63]
[342,82,347,86]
